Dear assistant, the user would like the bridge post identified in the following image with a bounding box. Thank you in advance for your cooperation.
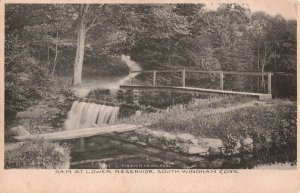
[220,71,224,90]
[268,72,272,94]
[182,68,186,87]
[153,71,156,86]
[129,71,132,85]
[80,138,85,152]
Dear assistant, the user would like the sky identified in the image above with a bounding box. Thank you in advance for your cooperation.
[203,0,297,20]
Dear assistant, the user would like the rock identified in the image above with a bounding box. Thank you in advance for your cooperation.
[136,141,147,146]
[241,137,254,152]
[232,141,241,154]
[98,162,108,169]
[210,159,226,168]
[138,134,149,142]
[148,137,163,147]
[208,147,222,156]
[187,145,209,155]
[241,137,253,146]
[235,141,242,149]
[242,154,253,160]
[135,127,148,135]
[189,156,206,162]
[9,126,31,136]
[176,133,196,143]
[135,110,142,116]
[190,139,199,146]
[128,136,139,143]
[176,142,190,153]
[118,132,131,139]
[162,132,176,141]
[148,130,166,139]
[199,138,224,149]
[242,145,254,153]
[231,157,241,164]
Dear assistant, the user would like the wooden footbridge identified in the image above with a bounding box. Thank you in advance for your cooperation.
[13,124,142,151]
[120,69,273,100]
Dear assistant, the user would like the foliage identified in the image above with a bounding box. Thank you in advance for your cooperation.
[5,4,297,95]
[5,63,52,127]
[86,89,111,101]
[121,97,296,151]
[138,90,196,108]
[56,87,78,116]
[5,139,71,169]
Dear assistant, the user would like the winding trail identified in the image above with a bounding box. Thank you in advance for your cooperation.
[199,100,271,116]
[74,55,141,97]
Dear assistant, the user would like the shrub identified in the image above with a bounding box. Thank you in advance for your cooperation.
[86,89,112,101]
[5,140,70,169]
[138,90,196,108]
[121,98,296,152]
[5,59,52,129]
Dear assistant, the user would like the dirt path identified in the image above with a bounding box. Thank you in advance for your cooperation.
[74,55,142,97]
[201,100,271,116]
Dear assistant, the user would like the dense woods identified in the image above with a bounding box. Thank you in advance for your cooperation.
[5,4,296,125]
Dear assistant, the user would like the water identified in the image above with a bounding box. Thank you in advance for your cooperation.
[75,55,141,97]
[64,101,120,130]
[117,55,141,87]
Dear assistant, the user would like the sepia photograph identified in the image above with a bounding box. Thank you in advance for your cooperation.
[4,2,297,171]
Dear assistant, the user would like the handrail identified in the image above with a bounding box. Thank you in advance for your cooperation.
[128,69,273,95]
[131,70,273,76]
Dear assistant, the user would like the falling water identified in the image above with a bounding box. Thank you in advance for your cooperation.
[64,101,120,130]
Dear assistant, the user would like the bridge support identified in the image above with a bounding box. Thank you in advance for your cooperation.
[80,138,85,152]
[153,71,156,86]
[268,72,272,94]
[220,72,224,90]
[182,68,186,87]
[129,71,132,85]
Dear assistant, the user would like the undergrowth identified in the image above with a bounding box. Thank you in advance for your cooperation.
[120,97,296,151]
[5,139,71,169]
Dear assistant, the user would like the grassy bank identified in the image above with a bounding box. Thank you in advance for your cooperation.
[120,97,296,151]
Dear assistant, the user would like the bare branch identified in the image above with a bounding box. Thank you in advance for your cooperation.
[86,20,103,32]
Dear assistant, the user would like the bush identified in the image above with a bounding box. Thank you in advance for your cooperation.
[86,89,112,101]
[138,90,196,108]
[5,59,52,128]
[121,98,296,152]
[5,140,70,169]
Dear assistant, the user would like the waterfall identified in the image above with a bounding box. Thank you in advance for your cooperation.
[64,101,120,130]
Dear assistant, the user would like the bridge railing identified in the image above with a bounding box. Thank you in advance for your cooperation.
[129,69,273,94]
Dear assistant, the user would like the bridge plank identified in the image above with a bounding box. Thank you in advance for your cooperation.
[131,70,272,76]
[14,124,142,141]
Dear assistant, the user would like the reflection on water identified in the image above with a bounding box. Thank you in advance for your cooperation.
[65,135,296,169]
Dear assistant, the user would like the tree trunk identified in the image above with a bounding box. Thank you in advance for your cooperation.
[47,45,50,66]
[274,49,277,71]
[73,4,89,86]
[261,45,267,92]
[51,29,59,77]
[73,24,86,85]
